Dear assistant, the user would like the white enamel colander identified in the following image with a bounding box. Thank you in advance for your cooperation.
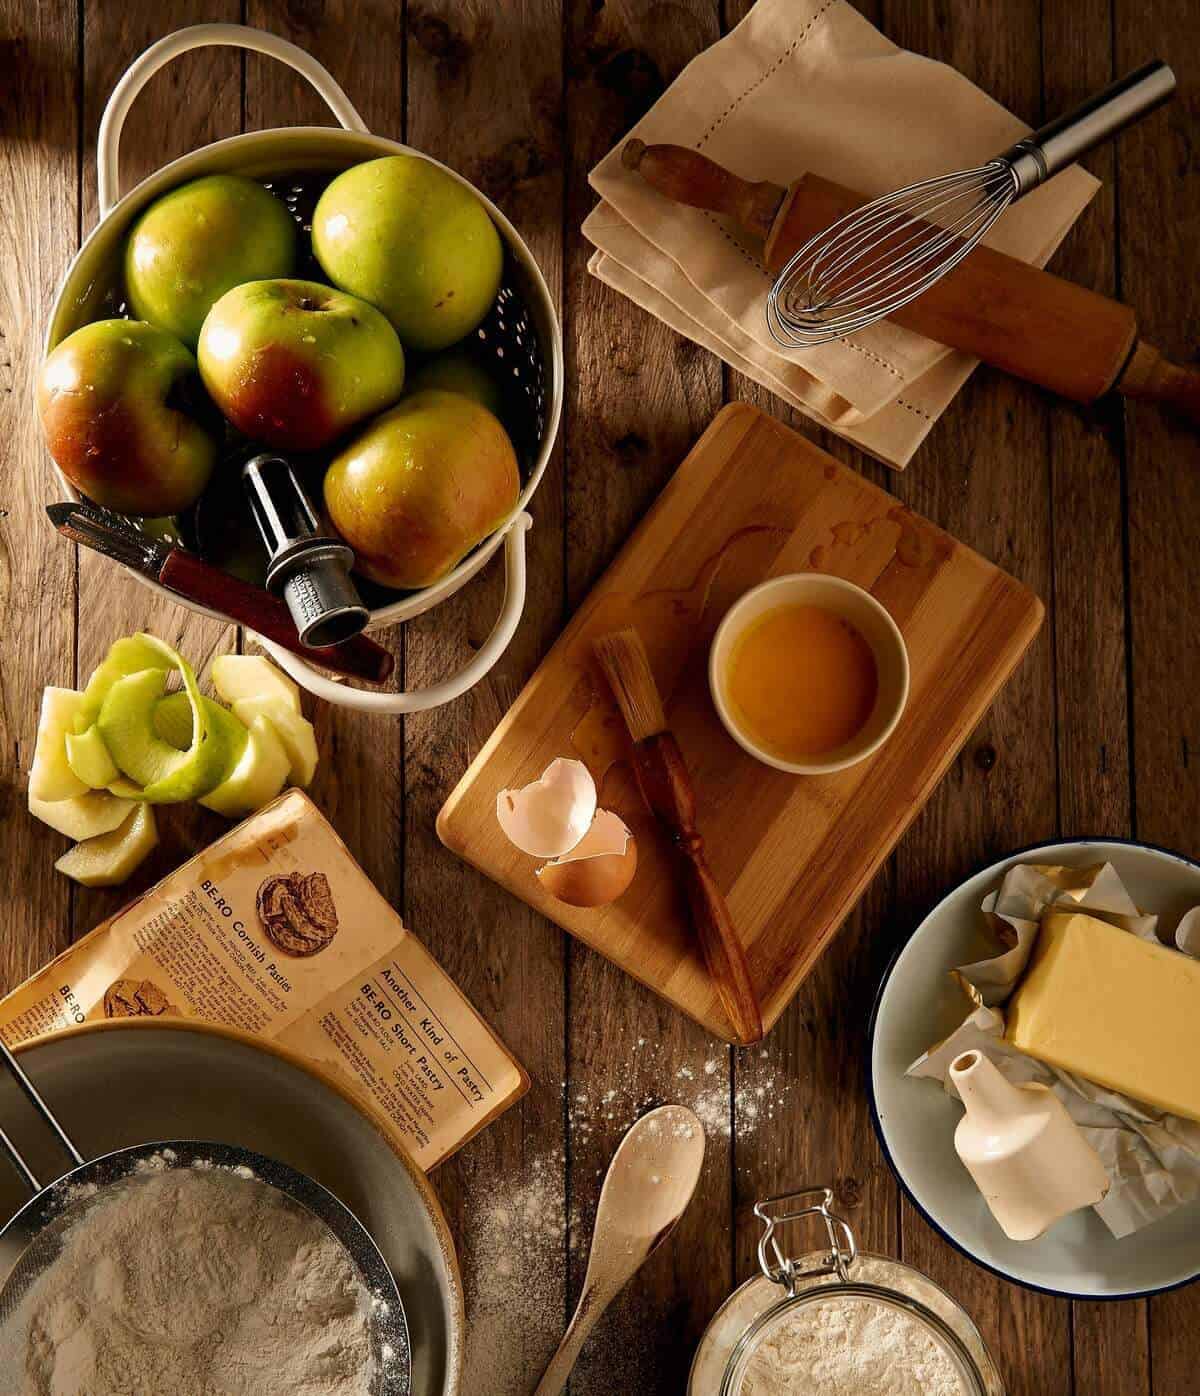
[42,23,563,714]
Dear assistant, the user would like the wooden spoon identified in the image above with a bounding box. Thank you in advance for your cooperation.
[533,1105,706,1395]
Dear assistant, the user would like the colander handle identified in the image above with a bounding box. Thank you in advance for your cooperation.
[253,514,533,713]
[98,22,368,216]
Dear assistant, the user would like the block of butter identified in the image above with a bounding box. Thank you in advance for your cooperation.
[1007,910,1200,1121]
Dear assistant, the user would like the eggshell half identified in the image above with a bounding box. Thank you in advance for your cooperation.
[496,757,598,859]
[537,809,638,908]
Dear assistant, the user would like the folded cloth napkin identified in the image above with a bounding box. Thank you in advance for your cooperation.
[584,0,1100,468]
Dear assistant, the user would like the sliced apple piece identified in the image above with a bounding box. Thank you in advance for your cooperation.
[211,654,302,714]
[30,688,90,802]
[65,724,120,789]
[29,789,135,841]
[231,696,318,787]
[55,805,158,887]
[97,667,236,804]
[199,714,291,819]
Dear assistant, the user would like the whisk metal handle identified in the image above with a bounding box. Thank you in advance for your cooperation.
[1001,59,1175,195]
[0,1034,84,1193]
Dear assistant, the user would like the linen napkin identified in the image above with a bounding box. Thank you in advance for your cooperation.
[584,0,1100,468]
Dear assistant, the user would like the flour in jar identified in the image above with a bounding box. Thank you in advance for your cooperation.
[739,1294,967,1396]
[0,1160,375,1396]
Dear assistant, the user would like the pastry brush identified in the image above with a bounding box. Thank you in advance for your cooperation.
[593,627,763,1044]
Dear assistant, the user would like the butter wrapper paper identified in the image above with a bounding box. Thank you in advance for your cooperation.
[907,861,1200,1238]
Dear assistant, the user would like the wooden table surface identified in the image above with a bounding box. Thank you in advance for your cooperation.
[2,1,1197,1392]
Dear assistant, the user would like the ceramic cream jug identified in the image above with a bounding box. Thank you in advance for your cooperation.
[949,1048,1110,1241]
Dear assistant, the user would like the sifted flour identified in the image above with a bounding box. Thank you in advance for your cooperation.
[739,1294,967,1396]
[0,1161,375,1396]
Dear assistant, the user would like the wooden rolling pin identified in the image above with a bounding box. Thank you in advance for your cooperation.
[623,140,1199,424]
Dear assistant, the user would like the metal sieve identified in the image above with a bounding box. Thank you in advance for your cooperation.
[0,1035,411,1394]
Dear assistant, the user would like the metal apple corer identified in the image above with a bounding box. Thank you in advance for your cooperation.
[0,1033,411,1393]
[43,22,563,716]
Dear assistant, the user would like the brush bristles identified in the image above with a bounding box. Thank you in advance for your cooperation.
[592,628,666,742]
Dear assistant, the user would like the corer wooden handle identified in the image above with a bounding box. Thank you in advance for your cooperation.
[160,550,395,686]
[631,732,764,1044]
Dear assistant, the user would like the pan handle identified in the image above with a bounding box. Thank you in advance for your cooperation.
[98,22,368,216]
[254,513,532,713]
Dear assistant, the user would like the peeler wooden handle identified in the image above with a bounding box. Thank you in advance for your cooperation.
[160,549,395,686]
[630,732,764,1044]
[623,140,1200,426]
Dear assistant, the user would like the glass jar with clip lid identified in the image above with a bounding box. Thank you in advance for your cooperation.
[688,1186,1005,1396]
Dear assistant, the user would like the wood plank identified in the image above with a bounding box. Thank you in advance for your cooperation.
[72,0,241,935]
[1041,2,1149,1391]
[1113,2,1200,1391]
[878,2,1072,1393]
[399,3,571,1392]
[562,3,733,1390]
[718,0,904,1293]
[0,0,80,992]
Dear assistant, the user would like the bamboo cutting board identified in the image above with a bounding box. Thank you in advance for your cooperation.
[438,405,1044,1041]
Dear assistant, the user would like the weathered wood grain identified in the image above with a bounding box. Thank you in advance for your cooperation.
[562,4,735,1391]
[1115,2,1200,1392]
[0,0,80,992]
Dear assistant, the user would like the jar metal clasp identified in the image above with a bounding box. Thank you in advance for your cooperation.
[753,1186,858,1296]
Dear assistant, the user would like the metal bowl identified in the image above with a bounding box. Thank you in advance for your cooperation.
[0,1018,464,1394]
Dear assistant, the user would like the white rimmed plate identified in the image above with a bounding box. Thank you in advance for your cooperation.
[869,837,1200,1300]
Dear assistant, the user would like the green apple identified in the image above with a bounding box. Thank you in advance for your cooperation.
[125,175,297,347]
[324,389,519,589]
[211,654,301,713]
[55,805,158,887]
[39,320,218,516]
[408,349,503,417]
[30,688,90,802]
[65,725,120,789]
[97,666,242,804]
[199,715,290,819]
[76,634,177,733]
[312,155,502,351]
[29,789,135,841]
[231,697,318,787]
[197,279,405,452]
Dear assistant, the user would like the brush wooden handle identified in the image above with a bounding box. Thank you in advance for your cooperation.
[159,550,395,686]
[625,141,1200,423]
[631,733,763,1044]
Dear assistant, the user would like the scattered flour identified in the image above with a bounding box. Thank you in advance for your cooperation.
[739,1295,967,1396]
[0,1162,374,1396]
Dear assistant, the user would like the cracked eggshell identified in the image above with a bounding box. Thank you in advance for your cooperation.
[536,808,638,908]
[496,757,598,860]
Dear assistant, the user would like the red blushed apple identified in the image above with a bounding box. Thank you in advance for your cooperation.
[197,279,406,452]
[38,320,219,517]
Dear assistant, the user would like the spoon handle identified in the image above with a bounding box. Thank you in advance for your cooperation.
[533,1283,610,1396]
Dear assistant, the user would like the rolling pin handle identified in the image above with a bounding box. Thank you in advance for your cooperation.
[1117,341,1200,428]
[621,139,785,244]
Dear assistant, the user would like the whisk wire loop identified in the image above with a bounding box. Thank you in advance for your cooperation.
[768,161,1017,348]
